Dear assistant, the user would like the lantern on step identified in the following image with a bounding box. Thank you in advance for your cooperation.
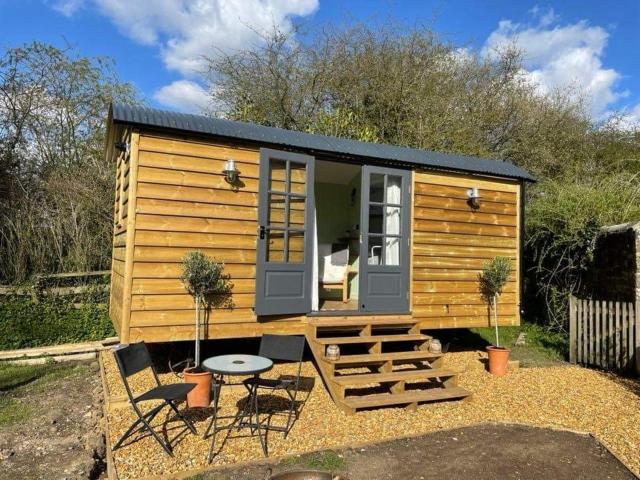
[429,338,442,354]
[326,344,340,360]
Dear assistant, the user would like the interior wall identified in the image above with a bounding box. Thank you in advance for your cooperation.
[315,182,352,244]
[315,168,362,301]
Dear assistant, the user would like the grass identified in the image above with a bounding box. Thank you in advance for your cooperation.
[438,322,568,367]
[0,361,90,427]
[280,450,346,471]
[471,322,568,367]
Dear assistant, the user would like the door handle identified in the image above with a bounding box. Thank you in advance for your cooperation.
[259,225,266,239]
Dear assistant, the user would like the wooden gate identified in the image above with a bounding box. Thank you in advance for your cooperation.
[569,296,639,372]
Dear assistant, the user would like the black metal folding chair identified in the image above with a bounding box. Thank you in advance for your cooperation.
[112,342,198,456]
[243,334,306,438]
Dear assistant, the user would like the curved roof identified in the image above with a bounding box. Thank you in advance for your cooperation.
[111,103,534,182]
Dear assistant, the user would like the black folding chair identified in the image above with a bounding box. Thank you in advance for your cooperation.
[112,342,198,456]
[243,334,306,438]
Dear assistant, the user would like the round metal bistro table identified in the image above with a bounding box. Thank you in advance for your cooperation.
[202,354,273,462]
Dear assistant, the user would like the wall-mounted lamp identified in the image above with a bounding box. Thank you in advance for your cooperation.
[114,141,130,157]
[467,187,481,208]
[222,159,239,184]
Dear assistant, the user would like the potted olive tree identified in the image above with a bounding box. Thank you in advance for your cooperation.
[181,251,231,407]
[479,256,513,376]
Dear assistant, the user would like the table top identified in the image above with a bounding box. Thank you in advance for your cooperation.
[202,354,273,376]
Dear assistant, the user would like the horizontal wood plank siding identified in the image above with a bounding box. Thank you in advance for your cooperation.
[116,131,525,342]
[108,125,130,337]
[411,171,521,327]
[129,133,301,341]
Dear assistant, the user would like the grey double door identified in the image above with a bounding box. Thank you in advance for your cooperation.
[255,149,410,316]
[254,149,315,316]
[359,165,411,312]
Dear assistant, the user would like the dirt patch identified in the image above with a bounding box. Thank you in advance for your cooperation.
[203,424,636,480]
[0,361,105,479]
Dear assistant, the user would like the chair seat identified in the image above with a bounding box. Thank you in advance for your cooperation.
[135,383,196,403]
[243,377,294,389]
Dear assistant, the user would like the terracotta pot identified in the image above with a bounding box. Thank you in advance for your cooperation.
[183,367,212,408]
[486,346,511,376]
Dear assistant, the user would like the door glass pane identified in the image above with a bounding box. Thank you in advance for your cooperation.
[289,162,306,195]
[269,159,287,193]
[367,236,383,265]
[287,230,305,263]
[386,176,402,204]
[268,194,287,227]
[385,206,401,235]
[368,204,383,234]
[266,229,285,262]
[384,236,400,266]
[369,173,384,202]
[288,196,306,228]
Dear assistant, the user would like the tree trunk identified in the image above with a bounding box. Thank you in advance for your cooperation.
[195,295,201,367]
[493,294,500,347]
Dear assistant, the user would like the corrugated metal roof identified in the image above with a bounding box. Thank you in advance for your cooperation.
[111,103,535,181]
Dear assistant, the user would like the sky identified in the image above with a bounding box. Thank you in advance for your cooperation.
[2,0,640,126]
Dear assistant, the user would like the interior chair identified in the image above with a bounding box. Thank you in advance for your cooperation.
[243,334,306,438]
[112,342,197,456]
[318,242,350,303]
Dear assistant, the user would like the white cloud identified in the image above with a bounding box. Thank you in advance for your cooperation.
[153,80,211,113]
[93,0,318,76]
[483,8,625,119]
[51,0,85,17]
[56,0,318,111]
[608,103,640,131]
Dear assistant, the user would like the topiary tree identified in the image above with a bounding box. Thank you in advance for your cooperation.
[479,256,513,348]
[181,251,231,367]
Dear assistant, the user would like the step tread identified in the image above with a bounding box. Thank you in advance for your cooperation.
[316,334,430,345]
[326,350,441,365]
[333,368,457,385]
[343,386,470,409]
[309,316,416,327]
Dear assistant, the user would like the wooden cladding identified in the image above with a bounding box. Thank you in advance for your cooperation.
[411,171,521,326]
[108,128,524,342]
[127,134,266,339]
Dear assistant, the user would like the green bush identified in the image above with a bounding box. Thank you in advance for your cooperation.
[0,289,115,350]
[525,173,640,331]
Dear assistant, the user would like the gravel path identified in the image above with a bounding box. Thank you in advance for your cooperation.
[102,350,640,480]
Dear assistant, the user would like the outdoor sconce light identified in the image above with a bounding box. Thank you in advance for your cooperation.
[114,141,130,158]
[222,159,239,184]
[467,187,481,208]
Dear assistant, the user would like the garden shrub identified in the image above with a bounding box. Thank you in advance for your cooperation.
[525,173,640,332]
[0,286,115,350]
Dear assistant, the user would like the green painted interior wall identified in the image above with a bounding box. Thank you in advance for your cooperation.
[315,172,361,300]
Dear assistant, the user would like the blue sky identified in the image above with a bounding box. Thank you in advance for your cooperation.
[2,0,639,125]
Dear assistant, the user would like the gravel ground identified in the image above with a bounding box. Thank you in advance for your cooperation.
[102,350,640,480]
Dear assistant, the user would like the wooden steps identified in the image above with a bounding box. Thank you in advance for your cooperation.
[308,315,414,327]
[315,334,431,345]
[305,315,470,413]
[333,368,457,386]
[344,386,470,410]
[326,350,441,365]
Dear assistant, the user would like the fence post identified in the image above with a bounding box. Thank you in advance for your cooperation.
[615,301,622,369]
[595,300,601,368]
[577,299,583,363]
[608,300,613,369]
[569,296,577,364]
[635,301,640,375]
[622,302,629,369]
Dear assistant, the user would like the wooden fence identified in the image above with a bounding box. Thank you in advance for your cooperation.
[569,296,639,372]
[0,270,110,297]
